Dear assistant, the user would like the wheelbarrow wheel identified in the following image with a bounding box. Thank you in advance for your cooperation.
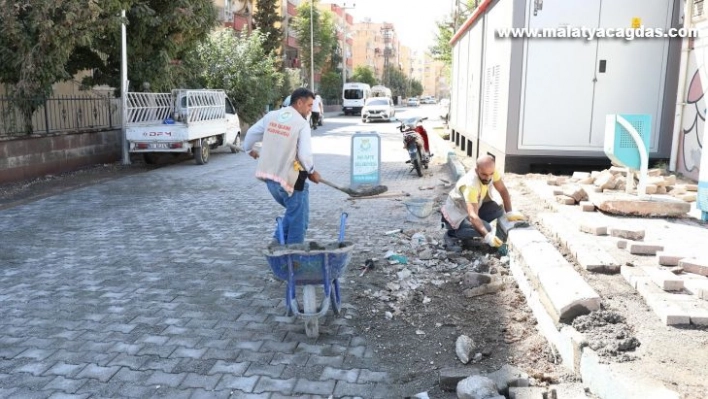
[303,285,319,338]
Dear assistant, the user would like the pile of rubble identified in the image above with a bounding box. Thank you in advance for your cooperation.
[547,166,698,203]
[357,228,511,319]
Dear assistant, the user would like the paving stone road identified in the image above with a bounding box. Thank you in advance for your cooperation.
[0,110,450,398]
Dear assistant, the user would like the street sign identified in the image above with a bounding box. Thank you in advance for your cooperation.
[350,132,381,187]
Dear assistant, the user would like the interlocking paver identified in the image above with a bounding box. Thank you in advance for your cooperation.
[0,113,449,397]
[43,376,88,393]
[42,362,87,378]
[179,372,223,390]
[145,370,188,388]
[320,366,360,383]
[253,376,297,394]
[293,378,336,396]
[74,364,121,383]
[214,375,259,392]
[208,360,249,376]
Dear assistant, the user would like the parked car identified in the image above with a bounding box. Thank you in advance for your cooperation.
[361,97,396,123]
[439,99,451,122]
[421,96,436,104]
[407,97,420,107]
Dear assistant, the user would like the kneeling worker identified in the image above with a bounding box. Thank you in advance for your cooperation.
[441,155,525,250]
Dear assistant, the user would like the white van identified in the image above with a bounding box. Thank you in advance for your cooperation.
[342,82,371,116]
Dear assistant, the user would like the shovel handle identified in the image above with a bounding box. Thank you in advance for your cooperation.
[319,178,353,195]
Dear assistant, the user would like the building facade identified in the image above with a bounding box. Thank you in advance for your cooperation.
[351,20,401,84]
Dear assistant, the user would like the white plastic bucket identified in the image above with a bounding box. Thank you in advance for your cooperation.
[404,198,434,222]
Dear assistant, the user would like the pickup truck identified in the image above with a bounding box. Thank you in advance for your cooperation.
[126,89,241,165]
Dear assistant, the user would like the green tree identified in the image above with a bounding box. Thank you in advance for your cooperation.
[382,65,408,99]
[70,0,217,94]
[430,0,478,67]
[0,0,109,134]
[349,65,377,87]
[179,29,283,124]
[253,0,283,56]
[318,71,342,102]
[290,0,336,88]
[410,79,423,97]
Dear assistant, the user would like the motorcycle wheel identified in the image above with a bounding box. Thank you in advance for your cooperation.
[413,150,423,177]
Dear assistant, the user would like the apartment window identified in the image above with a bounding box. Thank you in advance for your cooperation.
[694,0,706,21]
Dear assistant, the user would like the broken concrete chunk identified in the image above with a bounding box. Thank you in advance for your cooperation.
[464,279,504,298]
[562,185,589,202]
[644,184,658,195]
[485,364,530,395]
[664,175,677,186]
[596,196,690,217]
[679,258,708,277]
[677,193,697,202]
[579,222,608,236]
[628,243,664,256]
[555,195,576,205]
[463,272,493,288]
[579,201,595,212]
[456,375,499,399]
[609,166,627,175]
[455,335,477,364]
[439,367,482,391]
[656,251,687,266]
[609,227,645,241]
[594,173,617,190]
[571,171,591,180]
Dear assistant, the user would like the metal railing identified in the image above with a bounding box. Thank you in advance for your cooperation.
[0,95,117,136]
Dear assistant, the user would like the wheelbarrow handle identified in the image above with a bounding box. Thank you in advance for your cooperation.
[338,213,349,243]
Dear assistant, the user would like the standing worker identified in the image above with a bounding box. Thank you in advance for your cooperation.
[243,88,322,245]
[440,155,526,250]
[311,92,324,129]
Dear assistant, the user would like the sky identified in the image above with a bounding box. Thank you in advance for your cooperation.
[332,0,454,53]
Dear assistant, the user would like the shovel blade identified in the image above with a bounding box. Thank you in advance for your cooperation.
[349,185,388,197]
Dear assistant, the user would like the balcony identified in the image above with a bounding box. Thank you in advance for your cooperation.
[287,2,297,16]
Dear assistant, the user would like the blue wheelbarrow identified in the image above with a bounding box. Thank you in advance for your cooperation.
[264,213,353,337]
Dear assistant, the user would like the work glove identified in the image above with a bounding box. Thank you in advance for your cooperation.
[484,232,503,248]
[506,211,526,222]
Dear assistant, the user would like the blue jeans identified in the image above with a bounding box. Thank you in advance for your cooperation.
[443,201,504,239]
[266,179,309,244]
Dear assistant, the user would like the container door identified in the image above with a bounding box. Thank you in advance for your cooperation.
[520,0,601,148]
[589,0,672,151]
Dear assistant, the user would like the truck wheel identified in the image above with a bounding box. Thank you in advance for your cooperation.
[194,141,210,165]
[143,153,158,164]
[230,133,241,153]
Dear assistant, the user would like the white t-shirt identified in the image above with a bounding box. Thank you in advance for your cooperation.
[312,95,323,113]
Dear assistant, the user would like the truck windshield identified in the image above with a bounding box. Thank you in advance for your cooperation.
[344,89,364,100]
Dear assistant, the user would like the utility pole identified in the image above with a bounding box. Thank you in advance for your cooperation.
[340,2,356,88]
[309,0,314,90]
[380,23,394,88]
[120,9,130,165]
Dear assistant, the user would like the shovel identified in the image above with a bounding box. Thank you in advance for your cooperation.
[320,178,388,197]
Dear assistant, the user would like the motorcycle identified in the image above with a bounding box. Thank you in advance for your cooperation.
[398,117,430,177]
